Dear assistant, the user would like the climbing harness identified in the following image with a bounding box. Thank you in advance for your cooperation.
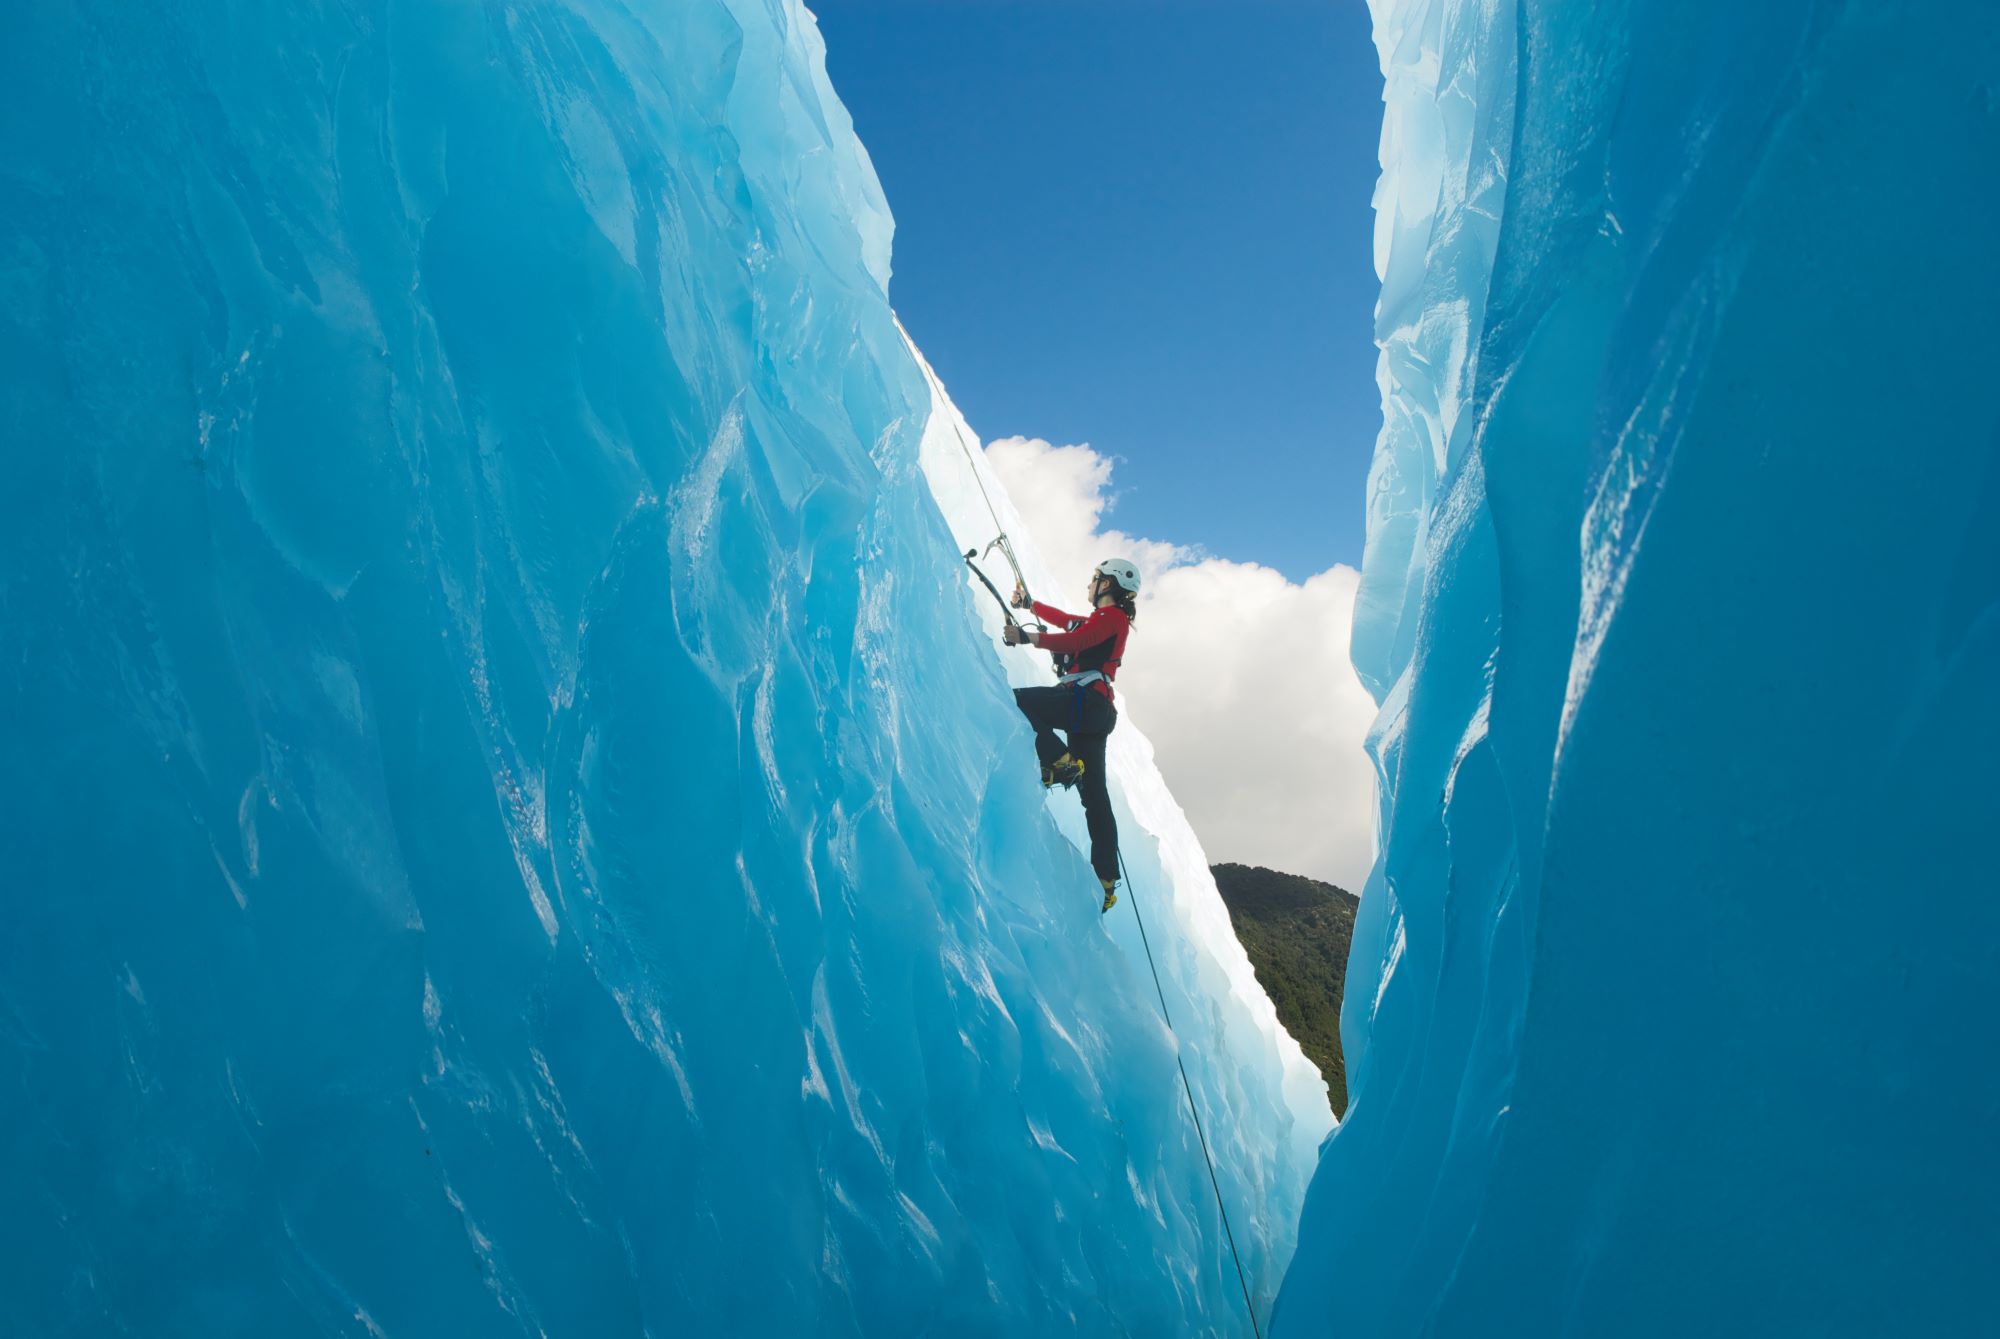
[918,344,1265,1338]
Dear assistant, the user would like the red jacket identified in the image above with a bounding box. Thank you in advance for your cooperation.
[1031,600,1131,702]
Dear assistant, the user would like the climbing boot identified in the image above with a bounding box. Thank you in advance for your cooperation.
[1042,753,1086,789]
[1100,880,1119,914]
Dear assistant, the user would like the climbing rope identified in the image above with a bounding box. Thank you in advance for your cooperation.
[913,340,1264,1337]
[1119,848,1265,1339]
[909,335,1032,596]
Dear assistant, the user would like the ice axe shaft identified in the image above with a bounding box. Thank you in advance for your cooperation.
[963,550,1026,629]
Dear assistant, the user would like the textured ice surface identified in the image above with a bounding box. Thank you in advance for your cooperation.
[1274,1,2000,1335]
[0,2,1316,1333]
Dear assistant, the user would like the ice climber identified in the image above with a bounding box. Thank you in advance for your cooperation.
[1003,558,1140,914]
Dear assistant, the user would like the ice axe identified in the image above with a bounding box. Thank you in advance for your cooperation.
[963,548,1027,630]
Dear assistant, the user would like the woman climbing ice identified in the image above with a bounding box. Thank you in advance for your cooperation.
[1002,559,1141,913]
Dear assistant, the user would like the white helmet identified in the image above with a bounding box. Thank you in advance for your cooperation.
[1094,557,1141,596]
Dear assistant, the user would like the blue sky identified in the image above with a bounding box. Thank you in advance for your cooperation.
[813,0,1385,577]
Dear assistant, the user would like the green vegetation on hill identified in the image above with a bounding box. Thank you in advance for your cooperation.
[1211,862,1359,1116]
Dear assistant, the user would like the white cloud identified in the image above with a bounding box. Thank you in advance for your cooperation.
[985,436,1379,893]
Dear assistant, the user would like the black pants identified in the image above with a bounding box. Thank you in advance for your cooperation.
[1014,684,1120,885]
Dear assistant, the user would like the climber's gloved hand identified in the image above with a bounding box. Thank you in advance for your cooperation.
[1010,581,1031,610]
[1002,622,1030,646]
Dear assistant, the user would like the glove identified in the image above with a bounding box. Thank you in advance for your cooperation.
[1010,581,1031,610]
[1002,622,1031,646]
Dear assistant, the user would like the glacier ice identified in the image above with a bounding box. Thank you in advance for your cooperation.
[0,1,1322,1334]
[1275,0,2000,1335]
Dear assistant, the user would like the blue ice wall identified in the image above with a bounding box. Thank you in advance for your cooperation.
[0,3,1305,1333]
[1275,0,2000,1334]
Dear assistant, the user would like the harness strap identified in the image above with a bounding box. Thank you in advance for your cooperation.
[1051,609,1124,685]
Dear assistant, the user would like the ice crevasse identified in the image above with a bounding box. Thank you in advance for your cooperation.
[0,1,1327,1335]
[1272,0,2000,1335]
